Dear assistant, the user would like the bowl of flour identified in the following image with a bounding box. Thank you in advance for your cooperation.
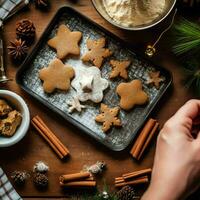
[92,0,176,30]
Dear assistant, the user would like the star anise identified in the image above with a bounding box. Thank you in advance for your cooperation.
[7,39,28,61]
[35,0,49,9]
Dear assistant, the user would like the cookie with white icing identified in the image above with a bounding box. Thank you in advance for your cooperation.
[67,96,86,113]
[71,66,109,103]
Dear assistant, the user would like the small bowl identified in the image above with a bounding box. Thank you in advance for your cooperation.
[92,0,177,31]
[0,90,30,147]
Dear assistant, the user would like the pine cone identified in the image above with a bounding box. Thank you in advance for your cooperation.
[16,19,36,44]
[7,39,28,61]
[11,171,28,185]
[116,186,136,200]
[33,173,48,188]
[35,0,49,9]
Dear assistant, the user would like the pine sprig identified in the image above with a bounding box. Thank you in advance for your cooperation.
[173,19,200,55]
[172,19,200,96]
[71,182,118,200]
[73,192,117,200]
[81,193,118,200]
[182,59,200,96]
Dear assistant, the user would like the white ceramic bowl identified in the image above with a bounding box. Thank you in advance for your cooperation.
[0,90,30,147]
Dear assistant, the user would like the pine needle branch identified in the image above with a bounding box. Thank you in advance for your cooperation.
[173,19,200,55]
[182,58,200,96]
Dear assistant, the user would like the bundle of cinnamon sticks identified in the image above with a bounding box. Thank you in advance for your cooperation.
[59,172,96,188]
[130,118,159,160]
[31,115,70,160]
[115,168,151,188]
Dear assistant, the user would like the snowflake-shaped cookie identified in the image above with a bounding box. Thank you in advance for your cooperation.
[95,103,121,132]
[81,38,112,68]
[71,66,109,103]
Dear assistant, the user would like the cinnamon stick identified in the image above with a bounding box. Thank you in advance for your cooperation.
[33,116,69,156]
[115,177,125,184]
[31,120,63,158]
[35,116,69,154]
[138,122,159,160]
[123,168,152,180]
[85,176,94,181]
[60,181,96,188]
[31,116,69,159]
[131,119,156,156]
[115,176,149,188]
[115,177,124,181]
[130,118,159,160]
[59,172,91,183]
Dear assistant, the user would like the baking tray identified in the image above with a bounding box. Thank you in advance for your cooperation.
[16,6,172,151]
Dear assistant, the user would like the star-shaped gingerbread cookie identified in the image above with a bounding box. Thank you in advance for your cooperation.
[39,58,75,93]
[81,38,112,68]
[95,103,121,132]
[116,80,149,111]
[67,96,85,113]
[110,60,131,79]
[48,24,82,59]
[147,71,165,89]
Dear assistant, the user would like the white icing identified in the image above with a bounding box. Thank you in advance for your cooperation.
[80,75,93,93]
[71,66,109,103]
[67,96,86,113]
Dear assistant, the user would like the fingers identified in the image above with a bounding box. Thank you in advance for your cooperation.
[162,100,200,138]
[174,99,200,121]
[178,100,200,144]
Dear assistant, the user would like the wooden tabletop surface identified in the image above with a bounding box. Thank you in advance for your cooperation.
[0,1,199,199]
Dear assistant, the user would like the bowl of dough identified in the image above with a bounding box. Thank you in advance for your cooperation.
[92,0,176,30]
[0,90,30,147]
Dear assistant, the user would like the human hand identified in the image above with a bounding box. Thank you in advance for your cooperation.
[142,99,200,200]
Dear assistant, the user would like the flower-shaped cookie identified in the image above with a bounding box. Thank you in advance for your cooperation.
[81,38,112,68]
[39,58,74,93]
[116,80,149,110]
[48,24,82,59]
[95,103,121,132]
[71,66,109,103]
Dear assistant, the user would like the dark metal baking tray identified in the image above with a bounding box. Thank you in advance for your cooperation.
[16,6,172,151]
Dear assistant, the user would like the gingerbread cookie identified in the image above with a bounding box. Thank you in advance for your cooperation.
[81,38,112,68]
[147,71,165,89]
[39,58,75,93]
[71,66,109,103]
[66,96,85,113]
[47,24,82,59]
[109,60,131,79]
[116,80,149,111]
[95,103,121,132]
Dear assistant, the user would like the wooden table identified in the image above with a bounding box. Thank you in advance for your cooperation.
[0,1,199,199]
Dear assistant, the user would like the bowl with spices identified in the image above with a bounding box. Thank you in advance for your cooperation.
[0,90,30,147]
[92,0,176,30]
